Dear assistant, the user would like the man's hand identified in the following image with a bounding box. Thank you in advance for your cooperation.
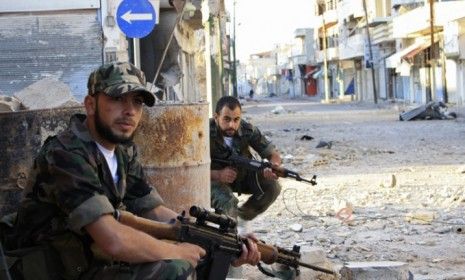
[262,167,278,180]
[231,234,261,267]
[218,167,237,183]
[175,242,206,267]
[263,150,281,180]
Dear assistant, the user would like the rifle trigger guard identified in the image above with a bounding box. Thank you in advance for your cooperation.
[257,262,276,278]
[113,210,121,221]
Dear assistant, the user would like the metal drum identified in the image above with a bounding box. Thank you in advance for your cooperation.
[0,107,84,216]
[135,102,210,213]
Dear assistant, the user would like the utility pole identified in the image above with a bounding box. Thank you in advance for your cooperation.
[427,0,436,102]
[231,0,238,97]
[362,0,378,104]
[322,17,329,103]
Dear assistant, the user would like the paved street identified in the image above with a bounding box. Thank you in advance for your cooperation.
[239,97,465,279]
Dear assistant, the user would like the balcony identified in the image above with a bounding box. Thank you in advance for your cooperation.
[392,1,465,38]
[294,28,308,38]
[316,47,339,63]
[338,0,364,21]
[291,54,308,65]
[372,21,394,44]
[444,18,465,59]
[339,33,364,60]
[315,9,338,29]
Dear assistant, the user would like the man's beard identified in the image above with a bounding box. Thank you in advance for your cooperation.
[94,108,135,144]
[221,128,236,137]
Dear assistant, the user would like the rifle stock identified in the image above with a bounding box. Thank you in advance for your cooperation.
[112,207,335,277]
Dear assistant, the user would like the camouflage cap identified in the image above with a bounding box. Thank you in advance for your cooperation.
[87,62,155,107]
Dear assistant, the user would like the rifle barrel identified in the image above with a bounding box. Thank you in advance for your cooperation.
[300,177,316,185]
[298,261,336,275]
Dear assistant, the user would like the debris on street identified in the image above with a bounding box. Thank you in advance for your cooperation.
[399,101,457,121]
[300,135,314,141]
[238,98,465,279]
[316,140,333,149]
[271,105,286,114]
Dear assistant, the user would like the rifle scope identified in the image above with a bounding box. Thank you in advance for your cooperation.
[189,206,237,231]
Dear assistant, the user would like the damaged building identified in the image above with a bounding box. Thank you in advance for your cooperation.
[0,0,235,214]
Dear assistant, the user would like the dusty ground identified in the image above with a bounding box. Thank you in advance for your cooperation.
[235,97,465,280]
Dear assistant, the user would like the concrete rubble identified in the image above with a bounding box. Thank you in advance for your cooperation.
[0,95,23,112]
[340,261,412,280]
[13,78,81,110]
[239,98,465,279]
[399,101,457,121]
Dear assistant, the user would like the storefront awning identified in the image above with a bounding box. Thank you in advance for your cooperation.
[312,68,327,79]
[385,41,424,68]
[304,68,320,79]
[386,38,436,68]
[403,41,431,60]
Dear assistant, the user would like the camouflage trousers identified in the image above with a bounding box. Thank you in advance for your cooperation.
[211,172,282,221]
[80,259,194,280]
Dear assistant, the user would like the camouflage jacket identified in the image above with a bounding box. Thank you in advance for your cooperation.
[15,114,164,247]
[209,118,275,174]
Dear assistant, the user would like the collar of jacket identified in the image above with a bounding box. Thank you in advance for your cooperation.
[69,114,94,144]
[68,113,135,159]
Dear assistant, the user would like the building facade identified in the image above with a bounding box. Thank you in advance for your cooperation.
[0,0,226,110]
[308,0,465,105]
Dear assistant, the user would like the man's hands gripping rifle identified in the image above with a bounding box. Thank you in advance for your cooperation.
[212,154,317,185]
[113,206,336,279]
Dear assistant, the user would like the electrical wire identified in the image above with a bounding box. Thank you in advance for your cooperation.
[281,187,465,227]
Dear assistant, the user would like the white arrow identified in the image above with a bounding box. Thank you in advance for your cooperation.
[121,10,153,24]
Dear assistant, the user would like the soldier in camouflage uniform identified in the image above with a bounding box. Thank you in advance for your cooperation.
[210,96,282,221]
[10,62,207,280]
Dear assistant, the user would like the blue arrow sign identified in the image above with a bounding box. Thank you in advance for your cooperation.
[116,0,157,38]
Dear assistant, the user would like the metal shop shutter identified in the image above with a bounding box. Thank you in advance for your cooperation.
[0,11,103,101]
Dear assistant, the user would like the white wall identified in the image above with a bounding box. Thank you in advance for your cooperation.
[459,62,465,105]
[0,0,100,12]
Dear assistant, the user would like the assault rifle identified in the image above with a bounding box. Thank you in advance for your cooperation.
[113,206,335,279]
[213,154,317,185]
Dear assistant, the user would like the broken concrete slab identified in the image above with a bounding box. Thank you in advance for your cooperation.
[271,105,286,114]
[289,223,303,232]
[0,95,22,112]
[400,101,456,121]
[340,261,411,280]
[297,247,338,279]
[13,78,81,110]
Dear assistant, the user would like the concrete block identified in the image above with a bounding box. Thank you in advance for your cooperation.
[300,247,330,265]
[297,247,337,280]
[340,261,411,280]
[0,95,22,112]
[13,78,81,110]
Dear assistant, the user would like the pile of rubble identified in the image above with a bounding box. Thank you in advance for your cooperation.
[399,101,457,121]
[0,78,81,112]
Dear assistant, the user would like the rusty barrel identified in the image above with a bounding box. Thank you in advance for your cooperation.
[135,102,210,213]
[0,107,84,216]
